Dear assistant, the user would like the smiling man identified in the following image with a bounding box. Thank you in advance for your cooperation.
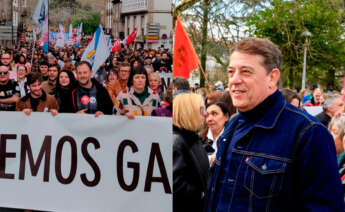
[71,61,113,116]
[204,38,344,212]
[16,72,59,116]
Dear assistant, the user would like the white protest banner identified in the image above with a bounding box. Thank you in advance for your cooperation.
[159,72,172,92]
[303,106,323,116]
[0,112,172,212]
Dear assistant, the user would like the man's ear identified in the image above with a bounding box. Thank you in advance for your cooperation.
[269,68,280,88]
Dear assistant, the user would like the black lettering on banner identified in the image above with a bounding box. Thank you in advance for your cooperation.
[55,136,77,184]
[117,140,139,191]
[80,137,101,187]
[160,75,171,91]
[0,134,16,179]
[144,143,171,194]
[19,135,52,182]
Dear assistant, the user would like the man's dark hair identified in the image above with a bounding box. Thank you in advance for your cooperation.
[27,72,43,86]
[48,63,61,72]
[76,61,92,71]
[119,61,131,68]
[173,77,190,91]
[230,37,282,73]
[39,60,48,66]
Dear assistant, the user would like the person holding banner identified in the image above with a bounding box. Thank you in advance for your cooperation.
[71,61,113,116]
[115,65,160,119]
[16,72,59,116]
[173,93,209,212]
[55,69,78,113]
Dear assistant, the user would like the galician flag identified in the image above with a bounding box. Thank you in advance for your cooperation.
[33,0,48,53]
[81,25,110,75]
[32,0,48,34]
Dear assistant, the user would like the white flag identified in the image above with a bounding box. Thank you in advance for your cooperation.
[81,25,110,75]
[32,0,48,34]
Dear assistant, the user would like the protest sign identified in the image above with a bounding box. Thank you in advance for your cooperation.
[0,112,172,212]
[303,106,323,116]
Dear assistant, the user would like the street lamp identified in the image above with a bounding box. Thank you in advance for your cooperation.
[301,28,312,90]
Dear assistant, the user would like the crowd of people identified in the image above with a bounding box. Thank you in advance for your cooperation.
[3,35,345,211]
[0,39,173,119]
[173,38,345,211]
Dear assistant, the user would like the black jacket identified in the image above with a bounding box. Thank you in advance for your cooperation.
[315,111,331,127]
[71,78,113,115]
[173,126,209,212]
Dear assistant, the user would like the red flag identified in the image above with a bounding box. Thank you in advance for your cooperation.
[112,38,122,52]
[173,16,200,79]
[126,28,138,45]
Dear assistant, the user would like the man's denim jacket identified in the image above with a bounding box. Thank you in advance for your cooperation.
[204,91,344,212]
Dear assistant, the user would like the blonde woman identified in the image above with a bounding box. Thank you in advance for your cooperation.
[148,72,164,101]
[173,93,209,212]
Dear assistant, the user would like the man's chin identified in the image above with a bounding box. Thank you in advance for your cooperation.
[79,80,88,85]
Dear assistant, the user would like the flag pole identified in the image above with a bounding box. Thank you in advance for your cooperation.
[47,0,49,53]
[198,64,210,90]
[30,32,35,66]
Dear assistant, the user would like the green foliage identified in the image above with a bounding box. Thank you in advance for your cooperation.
[179,0,268,87]
[246,0,345,90]
[72,12,100,34]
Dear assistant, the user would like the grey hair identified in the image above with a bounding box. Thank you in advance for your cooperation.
[328,116,345,140]
[323,94,342,112]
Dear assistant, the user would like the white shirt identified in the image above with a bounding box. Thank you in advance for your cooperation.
[207,128,224,161]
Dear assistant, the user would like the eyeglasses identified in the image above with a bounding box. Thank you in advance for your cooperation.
[200,106,206,116]
[0,71,8,75]
[1,57,10,60]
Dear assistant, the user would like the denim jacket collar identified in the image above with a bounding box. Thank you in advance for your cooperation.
[223,90,286,136]
[253,90,286,129]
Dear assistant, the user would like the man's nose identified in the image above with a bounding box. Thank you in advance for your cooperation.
[229,71,242,84]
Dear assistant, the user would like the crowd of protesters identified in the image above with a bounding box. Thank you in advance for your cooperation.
[0,37,173,119]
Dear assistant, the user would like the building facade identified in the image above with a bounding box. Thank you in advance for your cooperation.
[111,0,172,50]
[0,0,30,46]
